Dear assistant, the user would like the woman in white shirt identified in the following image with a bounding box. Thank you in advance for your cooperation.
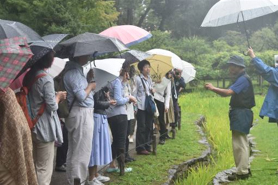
[154,72,172,145]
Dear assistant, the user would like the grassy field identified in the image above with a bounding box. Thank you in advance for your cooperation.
[106,111,206,184]
[176,90,278,185]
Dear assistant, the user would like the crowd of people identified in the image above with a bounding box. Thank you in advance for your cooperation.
[2,34,277,185]
[0,48,186,185]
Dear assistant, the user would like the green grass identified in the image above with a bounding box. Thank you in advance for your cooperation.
[176,90,278,185]
[106,112,206,185]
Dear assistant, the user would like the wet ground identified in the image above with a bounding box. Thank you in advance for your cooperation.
[50,133,161,185]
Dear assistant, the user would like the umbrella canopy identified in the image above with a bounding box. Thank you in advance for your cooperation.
[100,25,152,47]
[132,54,173,81]
[47,57,68,78]
[83,58,125,92]
[0,19,43,43]
[201,0,278,46]
[201,0,278,27]
[10,57,68,90]
[15,34,68,79]
[0,37,33,92]
[147,49,183,70]
[120,50,151,65]
[181,60,196,83]
[58,32,128,58]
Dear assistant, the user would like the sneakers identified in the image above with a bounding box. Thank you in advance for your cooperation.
[96,174,110,182]
[55,164,66,172]
[165,134,172,139]
[159,139,165,145]
[87,178,104,185]
[228,173,250,181]
[125,156,136,163]
[106,167,118,173]
[137,150,150,155]
[129,135,134,143]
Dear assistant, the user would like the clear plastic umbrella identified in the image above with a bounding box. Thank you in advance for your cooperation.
[201,0,278,47]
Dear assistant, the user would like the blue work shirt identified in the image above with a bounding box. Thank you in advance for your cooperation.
[229,75,249,94]
[63,61,94,108]
[252,57,278,122]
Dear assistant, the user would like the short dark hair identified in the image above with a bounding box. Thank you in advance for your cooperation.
[137,60,150,72]
[32,50,55,70]
[120,63,130,76]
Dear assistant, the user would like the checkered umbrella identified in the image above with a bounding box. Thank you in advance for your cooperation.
[0,37,33,92]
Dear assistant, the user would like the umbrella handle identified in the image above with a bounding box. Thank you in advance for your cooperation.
[242,51,248,56]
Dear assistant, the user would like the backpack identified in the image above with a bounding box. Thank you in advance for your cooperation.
[54,69,75,118]
[16,73,47,129]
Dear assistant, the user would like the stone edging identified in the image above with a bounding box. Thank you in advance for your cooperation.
[163,115,212,185]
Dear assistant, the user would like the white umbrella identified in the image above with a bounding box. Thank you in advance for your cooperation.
[181,60,196,83]
[201,0,278,46]
[47,57,68,78]
[147,49,183,70]
[83,58,125,92]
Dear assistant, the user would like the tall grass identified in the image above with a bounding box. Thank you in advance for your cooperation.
[176,90,264,185]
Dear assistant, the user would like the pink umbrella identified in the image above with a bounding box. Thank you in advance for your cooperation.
[99,25,152,47]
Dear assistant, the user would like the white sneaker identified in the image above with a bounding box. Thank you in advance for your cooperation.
[96,174,110,182]
[87,178,104,185]
[129,136,134,143]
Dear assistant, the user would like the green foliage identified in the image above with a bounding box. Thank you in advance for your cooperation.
[0,0,119,36]
[131,30,172,51]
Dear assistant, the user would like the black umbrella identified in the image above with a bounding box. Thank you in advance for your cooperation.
[57,32,128,58]
[15,34,68,78]
[120,50,151,65]
[0,19,43,43]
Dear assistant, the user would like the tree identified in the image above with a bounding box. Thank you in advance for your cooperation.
[0,0,119,36]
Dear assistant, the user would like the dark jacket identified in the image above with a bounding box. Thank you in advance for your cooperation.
[94,87,110,115]
[229,72,255,109]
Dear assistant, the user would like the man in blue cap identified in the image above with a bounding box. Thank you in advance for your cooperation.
[205,55,255,181]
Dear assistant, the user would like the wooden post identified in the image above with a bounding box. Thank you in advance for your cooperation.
[152,135,157,155]
[171,129,176,139]
[74,178,81,185]
[222,78,225,88]
[178,105,181,130]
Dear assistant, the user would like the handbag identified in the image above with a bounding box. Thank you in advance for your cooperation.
[140,78,156,115]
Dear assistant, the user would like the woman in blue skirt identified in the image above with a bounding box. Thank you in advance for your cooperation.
[87,87,116,185]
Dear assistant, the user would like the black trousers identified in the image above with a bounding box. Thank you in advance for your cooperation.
[136,109,153,152]
[129,119,136,136]
[56,122,68,167]
[108,115,128,159]
[125,120,132,158]
[155,99,167,140]
[173,99,179,125]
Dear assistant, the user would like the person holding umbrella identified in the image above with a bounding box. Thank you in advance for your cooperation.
[63,55,96,184]
[247,48,278,173]
[205,56,255,181]
[0,37,37,185]
[23,50,67,185]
